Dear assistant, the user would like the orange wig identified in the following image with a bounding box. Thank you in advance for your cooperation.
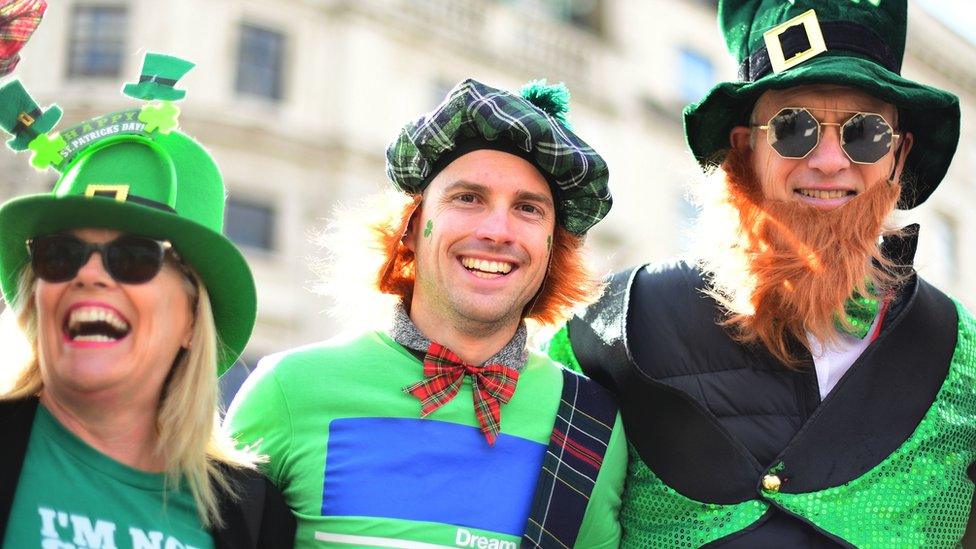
[373,195,602,326]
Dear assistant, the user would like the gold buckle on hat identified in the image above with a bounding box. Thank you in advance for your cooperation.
[84,184,130,202]
[17,112,35,127]
[763,9,827,74]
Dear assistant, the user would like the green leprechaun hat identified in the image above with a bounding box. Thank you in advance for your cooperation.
[0,58,255,375]
[684,0,960,209]
[0,80,62,151]
[122,52,194,101]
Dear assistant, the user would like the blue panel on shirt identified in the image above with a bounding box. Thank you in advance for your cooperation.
[322,417,545,536]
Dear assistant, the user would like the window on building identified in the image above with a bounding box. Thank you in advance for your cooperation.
[567,0,603,34]
[678,48,715,103]
[225,197,276,251]
[67,5,127,77]
[501,0,603,34]
[235,24,286,101]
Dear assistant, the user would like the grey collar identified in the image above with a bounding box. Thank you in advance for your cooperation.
[388,304,529,371]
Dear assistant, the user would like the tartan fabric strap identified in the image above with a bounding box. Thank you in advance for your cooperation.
[0,0,46,77]
[403,342,519,445]
[522,369,618,548]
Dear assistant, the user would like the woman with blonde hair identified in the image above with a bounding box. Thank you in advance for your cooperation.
[0,55,295,548]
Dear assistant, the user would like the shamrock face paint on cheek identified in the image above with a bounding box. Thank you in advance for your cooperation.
[424,219,433,238]
[546,234,552,252]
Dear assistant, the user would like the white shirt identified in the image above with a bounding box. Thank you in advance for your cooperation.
[807,311,882,400]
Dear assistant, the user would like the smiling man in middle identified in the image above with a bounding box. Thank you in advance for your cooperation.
[226,79,625,548]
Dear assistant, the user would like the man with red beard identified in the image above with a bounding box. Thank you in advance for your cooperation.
[549,1,976,547]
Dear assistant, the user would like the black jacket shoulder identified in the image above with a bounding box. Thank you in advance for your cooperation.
[214,464,296,549]
[567,260,716,386]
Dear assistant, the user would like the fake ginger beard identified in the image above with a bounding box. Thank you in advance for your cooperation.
[697,147,905,367]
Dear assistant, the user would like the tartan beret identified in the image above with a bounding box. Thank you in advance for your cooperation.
[385,79,611,236]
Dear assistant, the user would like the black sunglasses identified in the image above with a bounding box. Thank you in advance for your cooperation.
[752,107,901,164]
[27,234,179,284]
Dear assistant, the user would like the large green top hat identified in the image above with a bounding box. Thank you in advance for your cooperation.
[0,56,256,375]
[387,79,612,236]
[684,0,960,209]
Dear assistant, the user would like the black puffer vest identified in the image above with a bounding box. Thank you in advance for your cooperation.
[567,252,969,547]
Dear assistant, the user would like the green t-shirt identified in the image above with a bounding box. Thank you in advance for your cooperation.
[226,331,626,548]
[3,404,213,549]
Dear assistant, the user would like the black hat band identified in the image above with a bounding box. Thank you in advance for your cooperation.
[139,75,178,86]
[120,194,177,213]
[13,107,43,136]
[739,21,900,82]
[88,189,177,213]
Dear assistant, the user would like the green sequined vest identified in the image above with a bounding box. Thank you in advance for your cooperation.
[608,300,976,548]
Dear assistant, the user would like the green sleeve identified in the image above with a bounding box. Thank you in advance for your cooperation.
[224,356,294,487]
[546,323,584,374]
[575,412,627,548]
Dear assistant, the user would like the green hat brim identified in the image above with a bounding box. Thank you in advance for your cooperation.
[0,195,256,375]
[684,55,960,209]
[121,83,187,102]
[7,107,62,151]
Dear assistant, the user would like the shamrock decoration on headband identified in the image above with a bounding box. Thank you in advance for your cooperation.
[0,52,195,171]
[124,53,195,135]
[139,101,181,134]
[26,131,64,169]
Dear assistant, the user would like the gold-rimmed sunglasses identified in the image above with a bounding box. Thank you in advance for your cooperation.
[752,107,901,165]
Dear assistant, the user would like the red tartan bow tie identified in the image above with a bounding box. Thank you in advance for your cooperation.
[403,342,519,445]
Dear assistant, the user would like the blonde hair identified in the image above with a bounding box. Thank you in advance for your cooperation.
[1,264,255,528]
